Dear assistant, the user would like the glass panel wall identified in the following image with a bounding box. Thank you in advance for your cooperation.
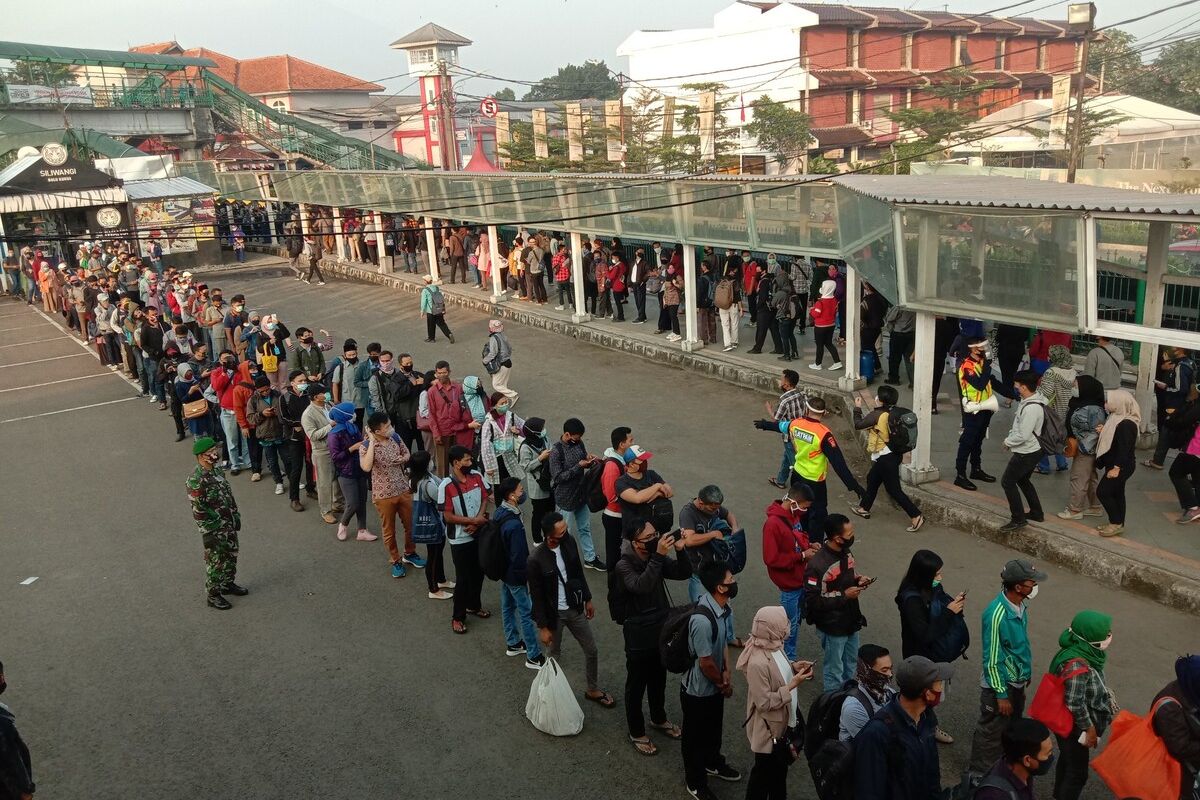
[680,181,751,248]
[836,190,898,303]
[752,182,839,254]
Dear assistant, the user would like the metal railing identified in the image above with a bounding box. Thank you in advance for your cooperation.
[0,74,213,110]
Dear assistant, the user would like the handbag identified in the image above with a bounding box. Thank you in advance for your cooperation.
[259,342,278,373]
[183,397,209,420]
[962,394,1000,414]
[1092,697,1183,800]
[1028,658,1090,737]
[1064,436,1079,459]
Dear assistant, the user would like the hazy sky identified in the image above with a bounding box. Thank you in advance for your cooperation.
[4,0,1191,97]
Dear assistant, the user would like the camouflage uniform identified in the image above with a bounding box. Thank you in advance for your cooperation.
[186,463,242,593]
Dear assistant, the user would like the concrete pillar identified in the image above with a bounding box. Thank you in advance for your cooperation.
[299,205,311,237]
[839,265,865,390]
[489,225,505,302]
[424,217,439,281]
[682,244,701,351]
[330,207,344,261]
[570,232,589,323]
[1136,221,1171,439]
[901,309,941,486]
[372,212,388,274]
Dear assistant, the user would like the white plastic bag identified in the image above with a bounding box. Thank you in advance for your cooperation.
[525,657,584,736]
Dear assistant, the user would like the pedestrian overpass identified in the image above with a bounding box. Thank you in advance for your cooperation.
[175,165,1200,484]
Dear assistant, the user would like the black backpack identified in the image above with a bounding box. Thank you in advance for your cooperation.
[886,407,918,454]
[1033,402,1068,455]
[659,602,717,674]
[804,682,870,800]
[583,457,621,513]
[476,515,507,582]
[971,772,1018,800]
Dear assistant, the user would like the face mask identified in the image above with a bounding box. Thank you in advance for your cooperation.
[1026,584,1039,600]
[496,404,510,414]
[296,382,309,393]
[380,362,395,374]
[346,356,359,364]
[301,336,313,344]
[265,323,277,333]
[720,582,739,600]
[400,364,412,372]
[1094,633,1113,650]
[925,689,943,708]
[516,493,527,506]
[932,579,941,588]
[233,305,244,312]
[1028,753,1055,776]
[839,536,854,552]
[323,392,333,405]
[638,535,660,554]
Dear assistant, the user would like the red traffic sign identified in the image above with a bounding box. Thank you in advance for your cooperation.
[479,96,499,118]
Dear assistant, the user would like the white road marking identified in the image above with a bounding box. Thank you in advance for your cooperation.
[0,337,64,349]
[0,322,53,333]
[0,353,89,368]
[20,577,39,585]
[26,305,143,395]
[0,396,139,423]
[0,372,115,393]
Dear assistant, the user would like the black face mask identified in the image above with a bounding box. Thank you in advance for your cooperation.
[839,536,854,552]
[0,679,6,695]
[1028,753,1055,776]
[346,356,359,364]
[401,365,413,373]
[719,582,739,600]
[301,337,313,345]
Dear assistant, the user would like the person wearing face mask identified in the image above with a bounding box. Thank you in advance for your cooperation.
[259,314,292,391]
[808,279,841,370]
[491,477,544,670]
[974,718,1055,800]
[480,392,524,500]
[278,370,313,512]
[223,295,248,361]
[606,251,628,322]
[211,350,251,475]
[301,383,345,525]
[185,436,245,610]
[353,342,383,417]
[482,319,517,405]
[967,559,1047,777]
[327,339,365,426]
[854,655,953,800]
[1043,610,1116,800]
[762,483,818,662]
[0,658,35,800]
[361,412,420,577]
[804,515,872,691]
[956,338,1018,492]
[1151,654,1200,800]
[838,644,897,741]
[292,326,332,383]
[851,384,925,532]
[513,418,555,543]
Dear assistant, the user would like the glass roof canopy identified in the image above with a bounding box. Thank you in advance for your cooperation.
[181,165,1200,347]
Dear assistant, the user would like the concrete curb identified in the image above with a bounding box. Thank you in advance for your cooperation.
[198,256,1200,615]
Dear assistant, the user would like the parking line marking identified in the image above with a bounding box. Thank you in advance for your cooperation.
[0,337,64,349]
[20,577,39,585]
[0,372,115,393]
[0,353,90,368]
[0,322,53,333]
[0,396,139,423]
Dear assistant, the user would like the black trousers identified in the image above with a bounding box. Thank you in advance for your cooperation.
[753,309,780,352]
[681,690,728,791]
[602,514,624,570]
[887,329,915,384]
[530,496,554,544]
[305,258,324,282]
[746,751,788,800]
[791,474,828,543]
[425,313,452,340]
[1098,466,1134,524]
[424,541,448,593]
[1001,451,1043,522]
[625,646,668,738]
[1053,728,1092,800]
[658,304,680,334]
[997,344,1024,388]
[813,326,840,365]
[794,294,808,333]
[861,325,882,369]
[170,392,185,436]
[956,411,993,475]
[450,540,484,622]
[283,439,306,502]
[968,684,1027,773]
[861,451,921,518]
[584,280,598,314]
[1170,452,1200,508]
[612,288,627,320]
[632,284,647,320]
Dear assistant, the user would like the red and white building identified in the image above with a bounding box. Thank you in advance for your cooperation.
[388,23,473,170]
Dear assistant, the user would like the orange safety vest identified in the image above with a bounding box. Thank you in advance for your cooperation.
[788,417,832,482]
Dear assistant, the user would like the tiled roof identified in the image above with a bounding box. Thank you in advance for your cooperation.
[810,68,873,87]
[129,41,183,55]
[235,55,382,94]
[813,125,873,147]
[389,22,472,48]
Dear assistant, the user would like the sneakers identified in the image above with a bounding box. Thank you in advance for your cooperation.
[506,642,528,657]
[999,520,1027,533]
[666,333,682,342]
[356,529,378,542]
[274,483,284,495]
[554,305,565,310]
[336,524,349,541]
[953,475,978,491]
[402,552,427,568]
[317,280,326,286]
[827,362,843,371]
[687,787,719,800]
[439,580,457,590]
[428,590,452,600]
[525,654,547,670]
[1056,509,1084,520]
[250,472,262,482]
[1083,506,1105,517]
[1178,507,1200,524]
[391,562,407,579]
[706,764,742,782]
[584,558,607,572]
[808,363,823,370]
[722,345,736,352]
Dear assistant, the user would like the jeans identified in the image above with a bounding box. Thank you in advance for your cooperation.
[1037,452,1069,472]
[968,685,1027,773]
[680,690,729,792]
[956,411,994,475]
[778,318,797,359]
[220,409,251,470]
[549,606,599,691]
[557,280,573,308]
[261,441,284,485]
[624,646,668,738]
[860,451,922,518]
[1098,466,1134,524]
[818,630,860,691]
[145,357,162,401]
[776,440,796,486]
[1054,728,1092,800]
[780,588,804,661]
[337,473,369,529]
[1001,451,1044,523]
[500,582,542,659]
[559,504,597,563]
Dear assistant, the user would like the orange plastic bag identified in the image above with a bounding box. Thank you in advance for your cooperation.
[1091,698,1182,800]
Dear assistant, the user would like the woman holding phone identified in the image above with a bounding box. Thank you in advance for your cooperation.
[737,605,815,800]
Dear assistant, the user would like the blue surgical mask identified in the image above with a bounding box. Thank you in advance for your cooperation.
[324,392,333,405]
[517,492,527,506]
[297,382,309,393]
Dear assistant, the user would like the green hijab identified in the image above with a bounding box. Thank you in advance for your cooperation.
[1049,609,1112,673]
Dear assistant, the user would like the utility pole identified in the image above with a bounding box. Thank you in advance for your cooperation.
[1065,2,1096,183]
[436,58,458,171]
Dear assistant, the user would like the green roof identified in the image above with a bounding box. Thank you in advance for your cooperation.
[0,41,216,70]
[0,113,139,159]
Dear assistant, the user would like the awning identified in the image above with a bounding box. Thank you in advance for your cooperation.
[124,176,216,201]
[0,186,128,215]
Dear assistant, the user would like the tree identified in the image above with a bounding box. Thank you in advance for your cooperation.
[880,67,993,174]
[674,81,740,173]
[522,60,620,102]
[5,60,73,87]
[1088,29,1140,94]
[494,87,516,101]
[1130,39,1200,115]
[744,95,813,174]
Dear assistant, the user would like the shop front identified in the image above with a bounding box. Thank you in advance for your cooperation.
[125,176,220,269]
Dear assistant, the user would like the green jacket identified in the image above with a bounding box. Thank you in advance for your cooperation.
[293,343,325,379]
[186,465,241,535]
[980,591,1032,698]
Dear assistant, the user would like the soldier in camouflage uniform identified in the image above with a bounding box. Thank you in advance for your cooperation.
[186,436,246,610]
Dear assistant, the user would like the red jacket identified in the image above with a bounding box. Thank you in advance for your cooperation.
[210,363,238,411]
[762,500,811,591]
[1029,329,1073,362]
[810,296,838,328]
[607,261,627,293]
[231,361,257,429]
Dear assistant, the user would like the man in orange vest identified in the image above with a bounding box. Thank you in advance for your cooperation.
[956,337,1017,491]
[755,396,864,542]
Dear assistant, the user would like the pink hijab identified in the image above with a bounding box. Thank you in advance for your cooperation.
[736,606,789,673]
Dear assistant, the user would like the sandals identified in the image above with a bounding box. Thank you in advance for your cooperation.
[467,608,492,619]
[629,736,658,756]
[649,721,682,739]
[906,516,925,533]
[451,620,467,634]
[848,504,871,519]
[767,478,787,489]
[585,691,616,708]
[1143,459,1164,470]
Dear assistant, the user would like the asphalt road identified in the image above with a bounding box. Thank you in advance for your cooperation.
[0,273,1193,800]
